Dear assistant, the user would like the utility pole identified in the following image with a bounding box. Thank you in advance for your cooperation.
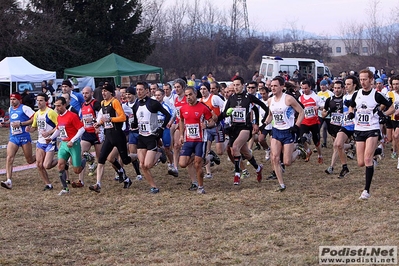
[230,0,250,40]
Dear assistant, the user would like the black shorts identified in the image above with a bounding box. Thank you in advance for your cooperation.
[228,126,252,147]
[338,127,354,138]
[354,129,381,142]
[82,131,101,145]
[137,135,158,151]
[299,123,320,145]
[386,117,393,129]
[327,124,341,138]
[392,120,399,130]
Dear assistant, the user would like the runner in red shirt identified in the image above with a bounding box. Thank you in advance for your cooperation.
[48,96,86,195]
[179,86,217,194]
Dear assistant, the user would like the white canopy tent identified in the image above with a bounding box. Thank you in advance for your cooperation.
[0,56,56,95]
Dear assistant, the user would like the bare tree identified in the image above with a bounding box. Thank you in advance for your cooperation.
[365,0,383,55]
[339,21,364,55]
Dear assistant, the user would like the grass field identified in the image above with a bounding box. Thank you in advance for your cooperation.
[0,126,398,265]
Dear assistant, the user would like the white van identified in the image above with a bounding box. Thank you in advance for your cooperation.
[259,55,331,81]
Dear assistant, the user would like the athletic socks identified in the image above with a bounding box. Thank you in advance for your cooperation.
[248,156,258,169]
[365,165,374,193]
[234,156,241,173]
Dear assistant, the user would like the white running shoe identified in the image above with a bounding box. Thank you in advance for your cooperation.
[204,173,213,179]
[58,189,70,196]
[241,169,250,179]
[197,187,206,194]
[265,149,270,161]
[0,180,12,189]
[397,159,399,170]
[83,151,95,164]
[359,190,370,200]
[88,162,97,176]
[136,175,143,181]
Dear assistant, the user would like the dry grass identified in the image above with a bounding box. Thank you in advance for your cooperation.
[0,126,398,265]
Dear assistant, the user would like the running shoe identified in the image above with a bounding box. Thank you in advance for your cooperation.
[188,183,198,191]
[267,171,277,180]
[391,152,397,159]
[241,169,250,179]
[118,169,127,183]
[305,150,312,162]
[43,184,53,191]
[89,184,101,193]
[397,159,399,170]
[0,180,12,190]
[359,190,370,200]
[88,162,97,176]
[318,156,323,164]
[208,150,220,165]
[168,168,179,177]
[159,148,167,164]
[325,166,333,175]
[83,151,95,164]
[233,174,241,185]
[123,178,132,189]
[297,145,307,159]
[338,168,349,179]
[256,164,263,183]
[321,143,327,148]
[346,150,354,160]
[58,188,70,196]
[265,149,271,161]
[197,187,206,194]
[303,133,312,145]
[71,180,84,188]
[204,173,213,179]
[253,143,261,151]
[149,187,160,194]
[275,185,286,192]
[136,175,143,181]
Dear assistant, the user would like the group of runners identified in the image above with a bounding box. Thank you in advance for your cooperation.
[1,69,398,199]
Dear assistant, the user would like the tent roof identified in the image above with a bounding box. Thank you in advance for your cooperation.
[64,53,163,79]
[0,56,56,82]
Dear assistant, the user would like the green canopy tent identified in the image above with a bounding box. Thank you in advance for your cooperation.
[63,53,163,85]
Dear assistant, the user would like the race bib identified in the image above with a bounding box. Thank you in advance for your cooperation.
[356,109,372,127]
[139,121,151,136]
[37,118,46,130]
[232,108,246,123]
[128,115,135,125]
[83,114,94,128]
[157,113,164,127]
[304,106,316,118]
[103,114,113,129]
[343,113,355,126]
[59,125,68,140]
[272,111,286,126]
[186,123,200,140]
[11,120,22,135]
[330,112,343,126]
[176,107,181,118]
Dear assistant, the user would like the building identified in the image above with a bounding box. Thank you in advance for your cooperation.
[273,38,376,57]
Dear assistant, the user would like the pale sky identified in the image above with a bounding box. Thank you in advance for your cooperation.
[165,0,398,37]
